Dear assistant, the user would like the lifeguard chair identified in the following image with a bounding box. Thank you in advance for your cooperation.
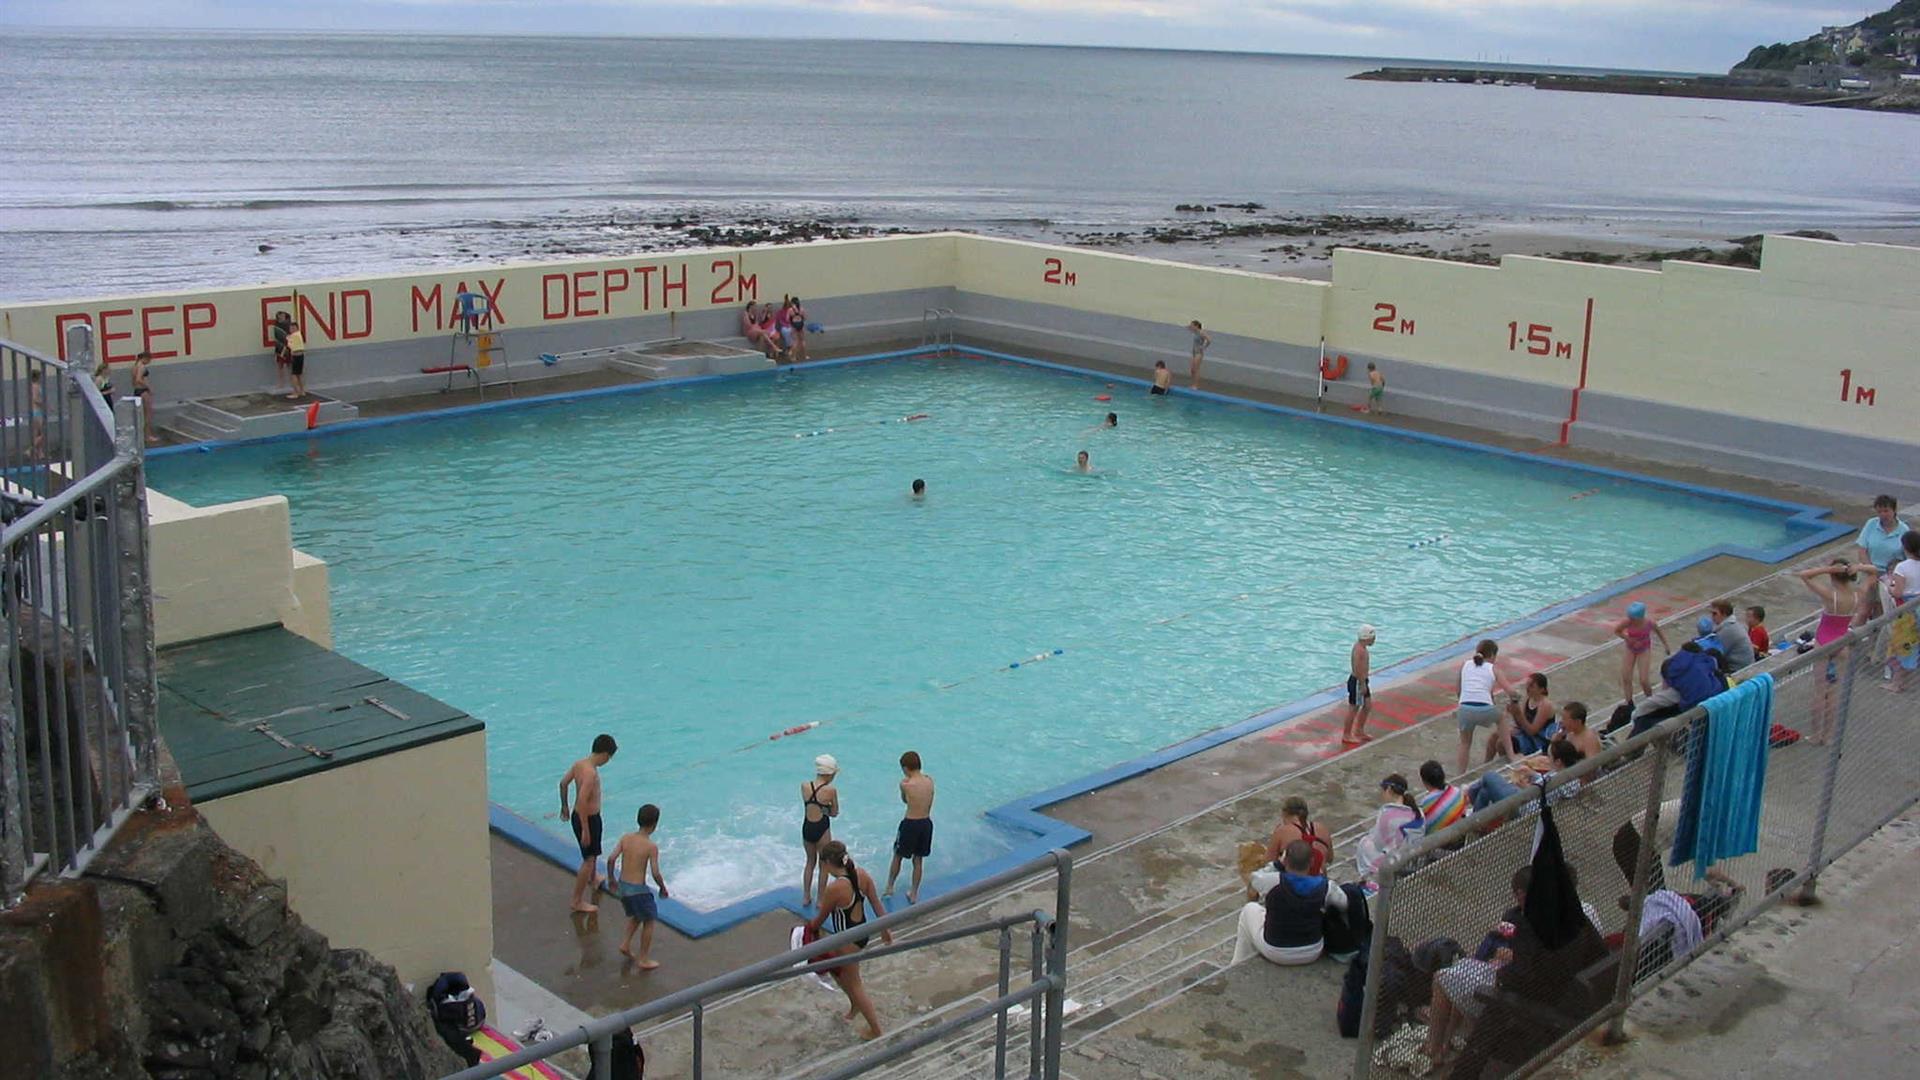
[421,290,514,399]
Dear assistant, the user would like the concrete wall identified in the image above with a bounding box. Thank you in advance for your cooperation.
[1320,237,1920,495]
[1,234,961,406]
[147,490,331,648]
[10,231,1918,497]
[195,730,494,1004]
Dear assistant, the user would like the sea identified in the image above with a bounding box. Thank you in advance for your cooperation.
[3,29,1919,301]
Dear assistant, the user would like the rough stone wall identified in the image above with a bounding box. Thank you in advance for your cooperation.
[1,801,465,1080]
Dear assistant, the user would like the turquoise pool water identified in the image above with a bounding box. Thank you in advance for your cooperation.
[149,356,1806,909]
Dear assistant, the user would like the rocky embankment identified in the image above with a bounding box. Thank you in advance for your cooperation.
[3,804,463,1080]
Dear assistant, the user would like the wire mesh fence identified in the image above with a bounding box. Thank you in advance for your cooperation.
[1355,598,1920,1078]
[1,332,158,904]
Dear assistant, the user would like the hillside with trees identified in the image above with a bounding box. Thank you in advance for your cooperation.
[1733,0,1920,72]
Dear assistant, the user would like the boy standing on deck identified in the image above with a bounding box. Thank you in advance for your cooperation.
[559,734,618,914]
[1364,362,1385,414]
[885,752,936,904]
[607,804,668,969]
[1342,625,1376,745]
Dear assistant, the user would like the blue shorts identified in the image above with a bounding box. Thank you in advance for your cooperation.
[619,882,657,922]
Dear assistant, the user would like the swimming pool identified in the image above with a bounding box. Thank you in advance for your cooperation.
[148,352,1828,924]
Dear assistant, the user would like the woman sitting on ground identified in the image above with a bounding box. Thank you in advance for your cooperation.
[1262,796,1333,878]
[741,301,784,360]
[1354,774,1423,890]
[1504,672,1558,756]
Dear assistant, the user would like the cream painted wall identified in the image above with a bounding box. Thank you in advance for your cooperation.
[197,730,494,1004]
[0,233,959,367]
[13,231,1915,447]
[1324,239,1918,446]
[1617,237,1920,442]
[147,489,331,647]
[1325,248,1660,389]
[953,235,1326,347]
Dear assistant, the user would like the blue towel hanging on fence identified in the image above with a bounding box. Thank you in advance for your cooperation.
[1669,673,1773,876]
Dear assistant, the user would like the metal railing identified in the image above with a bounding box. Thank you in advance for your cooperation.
[448,849,1072,1080]
[0,329,159,905]
[921,308,956,354]
[1352,598,1920,1077]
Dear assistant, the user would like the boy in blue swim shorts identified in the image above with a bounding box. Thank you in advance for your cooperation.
[607,804,668,969]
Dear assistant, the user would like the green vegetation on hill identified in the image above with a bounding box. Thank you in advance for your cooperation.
[1733,0,1920,72]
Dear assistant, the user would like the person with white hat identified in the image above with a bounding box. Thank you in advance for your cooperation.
[800,754,841,907]
[1341,625,1377,745]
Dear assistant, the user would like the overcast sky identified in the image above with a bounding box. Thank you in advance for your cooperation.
[0,1,1872,72]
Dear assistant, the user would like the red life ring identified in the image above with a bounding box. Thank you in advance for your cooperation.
[1319,354,1350,381]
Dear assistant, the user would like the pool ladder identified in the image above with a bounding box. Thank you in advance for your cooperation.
[921,308,956,355]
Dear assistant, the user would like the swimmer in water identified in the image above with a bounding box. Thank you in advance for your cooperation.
[1075,450,1092,473]
[1105,412,1118,427]
[911,478,925,500]
[1150,361,1171,396]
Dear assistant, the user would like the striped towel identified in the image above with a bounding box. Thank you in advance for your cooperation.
[1419,784,1468,833]
[471,1027,566,1080]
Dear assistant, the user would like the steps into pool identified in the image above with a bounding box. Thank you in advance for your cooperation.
[600,337,773,379]
[164,392,359,443]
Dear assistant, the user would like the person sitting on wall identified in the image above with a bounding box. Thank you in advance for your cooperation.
[1232,839,1350,967]
[741,301,784,360]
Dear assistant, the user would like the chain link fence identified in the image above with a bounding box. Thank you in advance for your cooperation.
[1354,597,1920,1078]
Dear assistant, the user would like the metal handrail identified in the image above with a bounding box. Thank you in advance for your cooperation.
[1,329,158,905]
[921,308,956,354]
[446,848,1072,1080]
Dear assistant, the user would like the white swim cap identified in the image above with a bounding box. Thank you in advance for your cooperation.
[1358,624,1377,640]
[814,754,839,776]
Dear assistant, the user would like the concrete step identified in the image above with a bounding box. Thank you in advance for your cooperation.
[161,413,236,443]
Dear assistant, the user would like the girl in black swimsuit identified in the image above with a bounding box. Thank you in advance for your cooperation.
[803,841,892,1041]
[800,755,839,906]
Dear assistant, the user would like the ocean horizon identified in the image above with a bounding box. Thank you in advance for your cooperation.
[2,28,1915,300]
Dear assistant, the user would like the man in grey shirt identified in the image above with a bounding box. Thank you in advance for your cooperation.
[1711,600,1757,669]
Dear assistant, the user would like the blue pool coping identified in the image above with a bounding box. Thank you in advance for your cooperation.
[153,343,1850,938]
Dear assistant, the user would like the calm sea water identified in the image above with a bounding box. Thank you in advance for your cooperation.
[2,30,1919,301]
[147,357,1804,909]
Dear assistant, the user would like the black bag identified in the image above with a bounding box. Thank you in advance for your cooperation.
[1321,883,1372,959]
[1336,942,1369,1038]
[611,1027,646,1080]
[1524,798,1586,949]
[427,971,486,1033]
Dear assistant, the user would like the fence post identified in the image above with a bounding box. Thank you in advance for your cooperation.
[110,399,157,790]
[1041,854,1070,1079]
[587,1031,612,1080]
[1802,632,1864,903]
[995,926,1012,1078]
[0,603,22,903]
[1350,861,1398,1078]
[1604,735,1672,1043]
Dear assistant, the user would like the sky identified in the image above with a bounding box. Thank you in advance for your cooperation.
[0,1,1877,72]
